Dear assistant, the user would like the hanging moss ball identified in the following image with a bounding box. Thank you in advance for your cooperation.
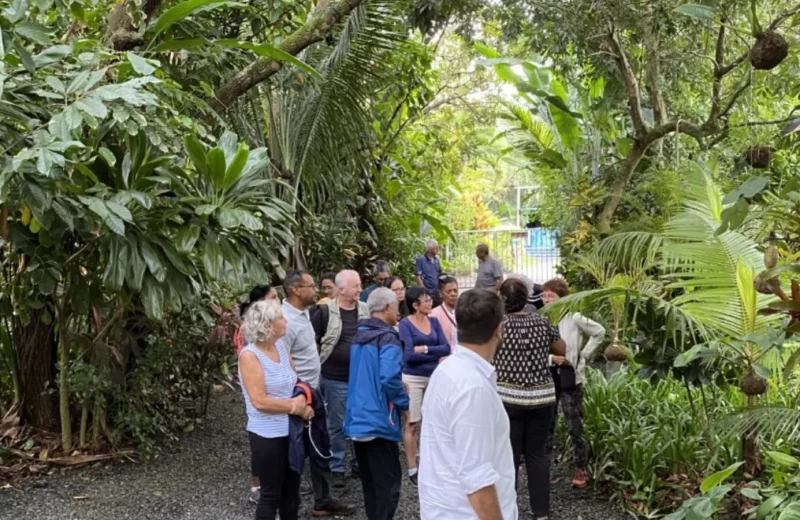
[750,31,789,70]
[603,344,627,362]
[739,373,767,396]
[744,146,772,169]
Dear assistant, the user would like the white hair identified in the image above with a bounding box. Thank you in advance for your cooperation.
[240,299,283,344]
[367,287,397,314]
[335,269,359,288]
[425,239,439,251]
[505,273,533,295]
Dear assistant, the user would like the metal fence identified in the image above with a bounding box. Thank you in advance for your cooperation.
[443,228,561,290]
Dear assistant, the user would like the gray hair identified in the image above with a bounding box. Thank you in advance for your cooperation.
[335,269,360,288]
[425,239,439,252]
[505,273,533,295]
[283,269,307,295]
[372,260,390,276]
[240,299,283,344]
[367,287,397,314]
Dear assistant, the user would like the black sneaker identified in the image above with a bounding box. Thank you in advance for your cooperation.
[408,472,418,487]
[331,472,346,489]
[311,498,357,517]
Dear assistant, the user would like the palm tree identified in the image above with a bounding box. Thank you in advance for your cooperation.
[545,163,785,473]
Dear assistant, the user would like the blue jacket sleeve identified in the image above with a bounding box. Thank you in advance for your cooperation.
[379,339,409,411]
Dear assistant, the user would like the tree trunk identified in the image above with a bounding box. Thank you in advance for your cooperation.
[743,394,762,475]
[58,325,72,452]
[15,307,59,430]
[597,142,650,233]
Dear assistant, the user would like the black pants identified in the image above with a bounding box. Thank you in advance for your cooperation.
[547,384,588,469]
[506,404,554,517]
[249,433,300,520]
[353,439,401,520]
[310,458,332,509]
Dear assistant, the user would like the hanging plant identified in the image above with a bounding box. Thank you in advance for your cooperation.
[743,145,773,168]
[749,0,789,70]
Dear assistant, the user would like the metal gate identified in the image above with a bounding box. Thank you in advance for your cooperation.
[443,228,561,290]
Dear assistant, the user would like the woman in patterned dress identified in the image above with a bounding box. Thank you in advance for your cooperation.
[494,278,566,520]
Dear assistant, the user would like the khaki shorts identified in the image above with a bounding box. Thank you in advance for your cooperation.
[402,374,430,424]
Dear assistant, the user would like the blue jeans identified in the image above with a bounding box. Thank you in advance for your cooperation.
[321,377,357,474]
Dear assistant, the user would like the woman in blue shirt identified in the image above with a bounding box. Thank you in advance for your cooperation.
[398,287,450,486]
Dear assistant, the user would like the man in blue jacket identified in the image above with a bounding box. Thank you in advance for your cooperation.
[344,287,409,520]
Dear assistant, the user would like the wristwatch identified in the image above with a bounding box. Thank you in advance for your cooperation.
[424,346,429,354]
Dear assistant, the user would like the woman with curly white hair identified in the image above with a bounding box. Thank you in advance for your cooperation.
[239,299,313,520]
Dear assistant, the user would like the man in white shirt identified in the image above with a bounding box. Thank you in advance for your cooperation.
[419,289,517,520]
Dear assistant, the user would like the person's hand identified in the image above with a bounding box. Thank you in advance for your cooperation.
[290,395,306,414]
[414,346,427,354]
[438,355,449,363]
[552,356,570,366]
[301,406,315,421]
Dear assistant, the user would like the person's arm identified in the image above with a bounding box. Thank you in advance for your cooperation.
[415,256,425,287]
[426,318,451,357]
[449,385,504,519]
[492,260,503,292]
[379,341,409,411]
[574,313,606,360]
[468,486,504,520]
[400,320,442,364]
[239,352,305,414]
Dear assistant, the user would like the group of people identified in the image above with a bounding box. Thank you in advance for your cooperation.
[233,240,605,520]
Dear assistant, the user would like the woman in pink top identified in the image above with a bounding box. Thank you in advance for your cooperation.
[429,275,458,348]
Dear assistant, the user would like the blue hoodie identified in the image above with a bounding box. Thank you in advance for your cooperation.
[344,318,409,442]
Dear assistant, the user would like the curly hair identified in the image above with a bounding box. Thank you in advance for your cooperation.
[240,299,283,345]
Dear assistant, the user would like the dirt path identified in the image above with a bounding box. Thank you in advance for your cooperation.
[0,391,628,520]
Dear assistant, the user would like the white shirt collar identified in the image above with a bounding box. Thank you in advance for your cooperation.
[454,344,496,382]
[282,299,309,319]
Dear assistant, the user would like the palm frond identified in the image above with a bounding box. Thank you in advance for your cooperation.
[593,231,662,272]
[718,406,800,443]
[268,0,407,211]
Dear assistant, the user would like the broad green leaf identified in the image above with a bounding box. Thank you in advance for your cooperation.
[779,503,800,520]
[195,204,217,216]
[218,130,238,165]
[223,143,249,189]
[722,176,768,204]
[688,496,717,519]
[45,75,66,94]
[142,276,165,320]
[238,210,262,231]
[202,236,223,279]
[148,0,244,41]
[206,148,226,188]
[106,200,133,222]
[589,76,606,99]
[717,198,749,234]
[757,495,788,520]
[700,462,743,494]
[780,118,800,136]
[127,52,158,75]
[102,236,129,291]
[175,225,201,254]
[126,235,146,291]
[32,44,71,69]
[473,41,500,59]
[15,22,51,45]
[184,135,208,175]
[75,97,108,119]
[98,147,116,166]
[217,40,322,80]
[217,208,241,228]
[156,239,196,276]
[740,488,762,501]
[72,163,99,183]
[121,153,131,189]
[674,4,715,20]
[766,451,800,468]
[140,240,166,282]
[129,191,153,209]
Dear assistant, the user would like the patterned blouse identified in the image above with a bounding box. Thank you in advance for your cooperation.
[494,313,559,408]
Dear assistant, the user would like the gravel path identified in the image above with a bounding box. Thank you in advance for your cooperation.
[1,391,628,520]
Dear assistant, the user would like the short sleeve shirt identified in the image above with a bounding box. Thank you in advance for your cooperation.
[475,257,503,290]
[415,254,442,294]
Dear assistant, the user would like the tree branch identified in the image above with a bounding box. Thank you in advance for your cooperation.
[719,76,752,118]
[212,0,366,113]
[709,18,726,121]
[605,31,648,138]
